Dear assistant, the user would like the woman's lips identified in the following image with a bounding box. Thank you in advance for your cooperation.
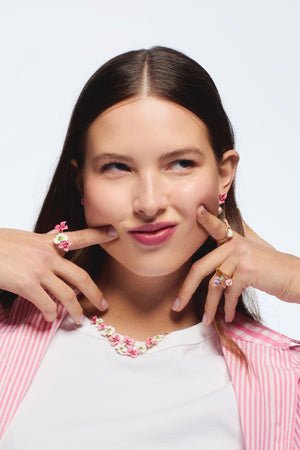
[128,222,177,246]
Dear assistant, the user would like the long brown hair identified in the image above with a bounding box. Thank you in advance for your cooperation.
[3,46,260,363]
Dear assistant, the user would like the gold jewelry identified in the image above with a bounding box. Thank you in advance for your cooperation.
[216,218,233,245]
[213,268,233,288]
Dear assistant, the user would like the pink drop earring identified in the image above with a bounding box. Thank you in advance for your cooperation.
[218,192,227,216]
[81,198,85,206]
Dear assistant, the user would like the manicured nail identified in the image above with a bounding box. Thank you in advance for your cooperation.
[101,297,109,310]
[107,227,118,237]
[76,314,85,326]
[172,298,181,311]
[202,313,208,325]
[199,206,207,216]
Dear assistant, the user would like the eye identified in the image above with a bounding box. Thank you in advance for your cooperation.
[169,159,196,170]
[100,162,130,172]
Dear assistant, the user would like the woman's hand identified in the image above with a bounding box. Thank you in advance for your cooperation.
[0,227,118,324]
[173,206,300,325]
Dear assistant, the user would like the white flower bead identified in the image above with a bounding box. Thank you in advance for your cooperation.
[137,344,147,354]
[115,343,128,355]
[101,325,115,337]
[53,233,68,244]
[153,334,164,342]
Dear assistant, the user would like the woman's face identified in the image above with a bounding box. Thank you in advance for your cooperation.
[81,96,235,277]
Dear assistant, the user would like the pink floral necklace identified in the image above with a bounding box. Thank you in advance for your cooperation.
[91,316,168,358]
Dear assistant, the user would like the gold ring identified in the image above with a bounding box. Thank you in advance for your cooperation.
[213,267,233,288]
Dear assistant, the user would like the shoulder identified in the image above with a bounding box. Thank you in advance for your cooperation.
[0,295,67,332]
[223,312,298,347]
[221,314,300,450]
[223,312,300,368]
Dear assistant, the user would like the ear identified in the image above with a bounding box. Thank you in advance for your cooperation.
[70,159,84,196]
[218,149,239,194]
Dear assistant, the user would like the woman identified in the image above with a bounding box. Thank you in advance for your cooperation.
[0,46,299,450]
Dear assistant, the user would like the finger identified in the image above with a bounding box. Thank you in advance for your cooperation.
[57,226,119,251]
[42,274,84,323]
[47,229,57,235]
[175,242,235,311]
[223,267,248,322]
[203,260,237,325]
[223,286,242,323]
[197,206,235,243]
[19,286,58,322]
[202,277,225,325]
[54,258,107,311]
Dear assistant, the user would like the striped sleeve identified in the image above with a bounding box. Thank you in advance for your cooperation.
[290,345,300,449]
[0,296,67,439]
[223,336,300,450]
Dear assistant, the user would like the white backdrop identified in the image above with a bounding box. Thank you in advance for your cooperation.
[1,0,299,338]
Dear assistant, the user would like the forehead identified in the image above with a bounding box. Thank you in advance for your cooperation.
[85,96,213,158]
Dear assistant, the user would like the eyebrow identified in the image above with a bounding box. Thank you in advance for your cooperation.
[92,147,205,164]
[159,148,205,163]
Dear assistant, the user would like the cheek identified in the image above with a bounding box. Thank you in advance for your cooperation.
[83,181,128,227]
[173,175,219,218]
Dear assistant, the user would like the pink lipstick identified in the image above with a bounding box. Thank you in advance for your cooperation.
[128,222,177,246]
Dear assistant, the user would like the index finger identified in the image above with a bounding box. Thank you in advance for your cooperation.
[197,206,236,243]
[59,226,119,250]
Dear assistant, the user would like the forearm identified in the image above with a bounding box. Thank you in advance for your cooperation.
[282,252,300,304]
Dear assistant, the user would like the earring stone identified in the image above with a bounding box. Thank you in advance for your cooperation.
[218,192,227,216]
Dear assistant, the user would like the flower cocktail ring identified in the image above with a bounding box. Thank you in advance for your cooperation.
[53,221,72,252]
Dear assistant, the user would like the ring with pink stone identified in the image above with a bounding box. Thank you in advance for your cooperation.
[53,221,72,252]
[213,268,233,288]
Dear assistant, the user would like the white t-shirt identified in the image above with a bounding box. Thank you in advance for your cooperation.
[1,315,245,450]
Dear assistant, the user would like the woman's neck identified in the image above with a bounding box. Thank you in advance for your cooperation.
[81,257,200,341]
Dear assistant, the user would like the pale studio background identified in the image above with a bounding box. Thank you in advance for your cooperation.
[0,0,299,338]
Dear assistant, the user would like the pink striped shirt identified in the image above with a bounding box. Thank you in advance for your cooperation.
[1,296,300,449]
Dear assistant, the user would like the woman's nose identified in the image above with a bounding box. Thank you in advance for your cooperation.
[133,173,168,218]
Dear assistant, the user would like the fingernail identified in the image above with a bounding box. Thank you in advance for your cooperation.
[171,298,181,311]
[76,314,85,326]
[202,313,208,325]
[101,297,109,310]
[199,206,207,216]
[107,227,118,237]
